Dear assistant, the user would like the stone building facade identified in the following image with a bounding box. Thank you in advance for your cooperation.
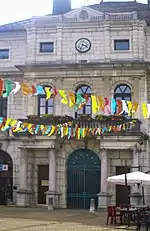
[0,0,149,209]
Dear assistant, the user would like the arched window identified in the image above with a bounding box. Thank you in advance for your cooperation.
[0,96,7,117]
[38,86,54,116]
[75,85,92,118]
[114,84,132,115]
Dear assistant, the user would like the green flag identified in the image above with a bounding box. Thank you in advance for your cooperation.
[3,80,13,97]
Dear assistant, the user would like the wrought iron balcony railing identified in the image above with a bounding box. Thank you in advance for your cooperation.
[11,116,142,137]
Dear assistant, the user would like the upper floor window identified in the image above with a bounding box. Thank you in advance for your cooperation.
[0,97,7,117]
[114,39,129,51]
[0,49,9,59]
[75,85,92,118]
[114,84,132,115]
[40,42,54,53]
[38,86,54,115]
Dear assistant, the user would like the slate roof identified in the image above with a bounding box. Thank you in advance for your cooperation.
[89,1,150,24]
[0,1,149,32]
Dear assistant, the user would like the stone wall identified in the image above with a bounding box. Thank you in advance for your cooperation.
[107,150,132,205]
[0,31,26,68]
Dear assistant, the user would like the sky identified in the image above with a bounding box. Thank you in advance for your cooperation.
[0,0,147,26]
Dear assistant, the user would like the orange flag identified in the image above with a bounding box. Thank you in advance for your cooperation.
[21,83,32,95]
[68,92,75,107]
[0,79,4,96]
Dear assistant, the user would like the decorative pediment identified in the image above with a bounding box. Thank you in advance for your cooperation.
[64,6,104,22]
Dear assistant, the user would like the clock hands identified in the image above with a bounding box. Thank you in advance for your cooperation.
[78,42,88,50]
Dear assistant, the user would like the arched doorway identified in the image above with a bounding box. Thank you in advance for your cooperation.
[0,150,13,205]
[67,149,101,209]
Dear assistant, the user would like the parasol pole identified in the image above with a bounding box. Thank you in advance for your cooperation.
[125,173,130,227]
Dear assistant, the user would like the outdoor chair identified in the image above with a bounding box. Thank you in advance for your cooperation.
[106,206,113,225]
[136,210,150,231]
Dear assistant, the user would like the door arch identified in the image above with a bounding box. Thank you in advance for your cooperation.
[67,149,101,209]
[0,150,13,205]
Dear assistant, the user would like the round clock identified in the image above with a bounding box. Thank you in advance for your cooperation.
[75,38,91,53]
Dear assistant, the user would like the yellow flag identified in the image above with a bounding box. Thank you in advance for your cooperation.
[127,101,132,116]
[82,128,86,138]
[58,90,68,105]
[91,95,98,114]
[97,96,104,111]
[45,87,51,100]
[132,102,138,114]
[10,120,17,127]
[48,125,55,136]
[77,128,80,139]
[40,125,45,130]
[5,118,12,127]
[65,127,68,136]
[68,92,75,107]
[142,103,148,119]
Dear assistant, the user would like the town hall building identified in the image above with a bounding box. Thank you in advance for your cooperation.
[0,0,149,209]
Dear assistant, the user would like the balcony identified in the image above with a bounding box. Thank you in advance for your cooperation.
[12,115,142,138]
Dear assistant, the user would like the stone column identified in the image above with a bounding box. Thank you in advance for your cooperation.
[97,149,111,210]
[130,149,142,206]
[17,148,32,207]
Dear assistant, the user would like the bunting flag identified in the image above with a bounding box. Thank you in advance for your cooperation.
[0,116,137,139]
[91,95,98,114]
[45,87,51,100]
[3,80,13,97]
[58,90,68,105]
[68,92,75,107]
[0,78,150,119]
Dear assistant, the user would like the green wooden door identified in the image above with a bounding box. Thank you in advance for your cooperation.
[67,149,101,209]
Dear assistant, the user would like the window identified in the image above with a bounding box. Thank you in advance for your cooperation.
[75,85,92,118]
[40,42,54,53]
[114,40,129,51]
[38,86,54,115]
[0,49,9,59]
[114,84,132,115]
[0,97,7,117]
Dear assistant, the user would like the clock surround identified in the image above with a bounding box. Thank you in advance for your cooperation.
[75,38,91,53]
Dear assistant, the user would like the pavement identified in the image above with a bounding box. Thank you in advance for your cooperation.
[0,207,130,231]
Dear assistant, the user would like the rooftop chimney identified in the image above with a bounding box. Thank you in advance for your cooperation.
[53,0,71,15]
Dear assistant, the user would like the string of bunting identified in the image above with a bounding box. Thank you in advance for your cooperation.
[0,79,149,118]
[0,117,136,139]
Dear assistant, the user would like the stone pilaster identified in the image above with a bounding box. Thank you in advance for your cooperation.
[16,148,32,207]
[132,23,139,60]
[104,23,110,61]
[97,149,111,209]
[45,148,61,209]
[130,149,142,206]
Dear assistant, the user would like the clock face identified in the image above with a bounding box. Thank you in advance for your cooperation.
[75,38,91,53]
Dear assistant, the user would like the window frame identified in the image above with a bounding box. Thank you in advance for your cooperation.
[39,42,54,53]
[0,49,9,59]
[38,86,54,116]
[114,39,130,51]
[114,84,132,116]
[75,85,92,118]
[0,96,7,117]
